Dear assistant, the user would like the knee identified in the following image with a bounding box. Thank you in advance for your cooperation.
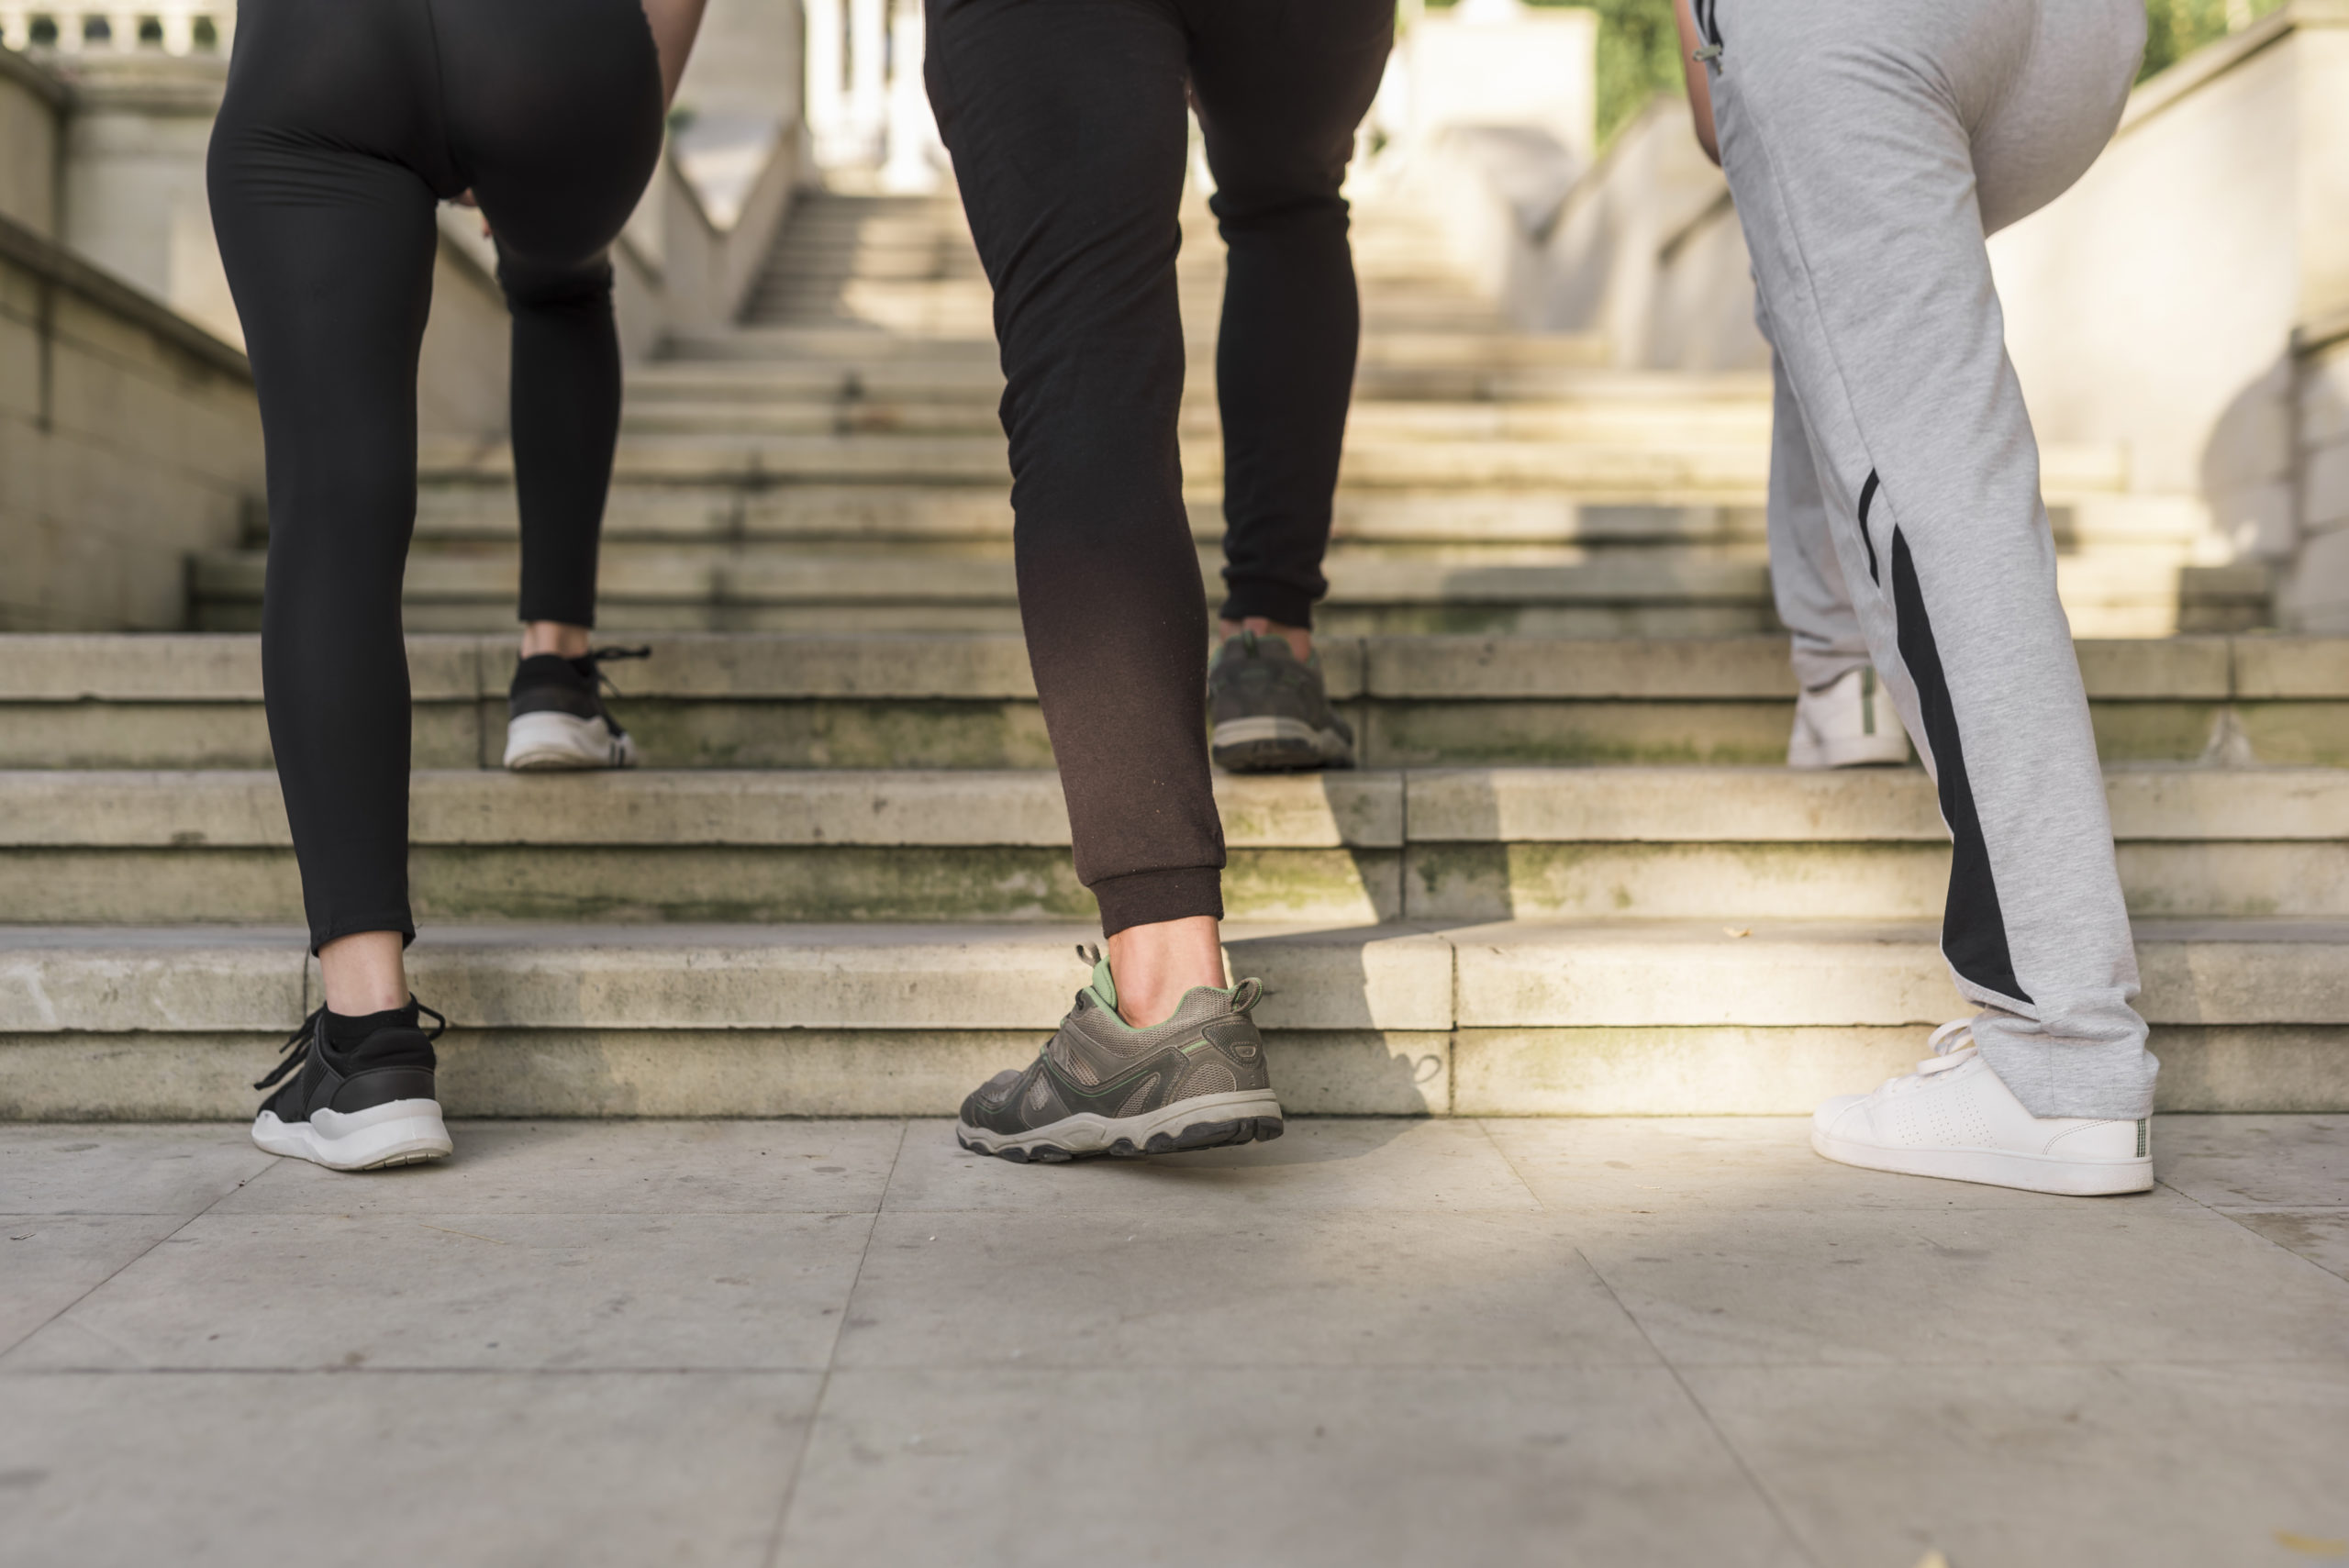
[497,250,615,316]
[1209,180,1349,242]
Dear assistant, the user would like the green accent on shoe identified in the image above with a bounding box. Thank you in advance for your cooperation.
[955,954,1280,1162]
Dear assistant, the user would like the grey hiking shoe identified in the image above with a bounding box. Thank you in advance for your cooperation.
[1208,630,1355,773]
[956,946,1284,1162]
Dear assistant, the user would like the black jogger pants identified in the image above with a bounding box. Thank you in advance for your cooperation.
[925,0,1393,934]
[206,0,663,950]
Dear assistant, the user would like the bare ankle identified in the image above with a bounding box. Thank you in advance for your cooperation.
[318,930,409,1017]
[1218,617,1312,664]
[1104,915,1226,1029]
[521,621,592,661]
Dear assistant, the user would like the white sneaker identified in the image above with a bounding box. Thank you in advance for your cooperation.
[1811,1021,2153,1195]
[1787,666,1911,769]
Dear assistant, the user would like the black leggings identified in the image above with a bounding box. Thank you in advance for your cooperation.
[926,0,1392,935]
[207,0,663,950]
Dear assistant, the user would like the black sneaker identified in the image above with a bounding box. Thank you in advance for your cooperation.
[957,946,1284,1162]
[1208,631,1354,773]
[502,646,649,771]
[250,1000,454,1171]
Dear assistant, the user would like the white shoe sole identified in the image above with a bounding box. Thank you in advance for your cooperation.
[253,1099,453,1172]
[1810,1126,2152,1195]
[957,1088,1284,1161]
[504,711,637,772]
[1212,716,1353,769]
[1787,728,1912,769]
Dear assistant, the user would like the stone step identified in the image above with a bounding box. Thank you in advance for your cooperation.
[398,484,2210,566]
[618,395,1778,444]
[12,633,2339,771]
[618,361,1771,412]
[412,487,1783,550]
[393,428,2132,503]
[664,324,1614,373]
[5,917,2342,1118]
[186,542,2272,639]
[6,763,2346,927]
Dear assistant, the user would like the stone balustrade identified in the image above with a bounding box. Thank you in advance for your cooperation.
[0,1,230,54]
[802,0,941,191]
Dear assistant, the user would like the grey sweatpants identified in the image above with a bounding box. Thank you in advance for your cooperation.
[1704,0,2158,1117]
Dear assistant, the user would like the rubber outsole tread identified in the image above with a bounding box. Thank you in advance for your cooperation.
[958,1114,1285,1164]
[354,1148,451,1172]
[1213,740,1352,773]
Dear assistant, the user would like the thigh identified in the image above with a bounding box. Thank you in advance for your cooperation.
[437,0,666,267]
[923,0,1191,348]
[1187,0,1392,209]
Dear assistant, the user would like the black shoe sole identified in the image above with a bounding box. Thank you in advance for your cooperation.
[960,1114,1285,1164]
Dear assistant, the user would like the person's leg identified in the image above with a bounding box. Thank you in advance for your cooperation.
[438,0,667,771]
[1760,310,1868,694]
[1192,0,1391,643]
[208,6,457,1171]
[1187,0,1389,775]
[504,248,618,645]
[1759,303,1909,768]
[1706,0,2153,1122]
[924,0,1282,1161]
[925,0,1227,1006]
[209,124,438,976]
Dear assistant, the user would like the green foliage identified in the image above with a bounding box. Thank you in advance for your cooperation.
[2139,0,2286,79]
[1579,0,1686,145]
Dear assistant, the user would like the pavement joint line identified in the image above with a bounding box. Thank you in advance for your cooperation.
[763,1117,910,1566]
[1571,1242,1829,1568]
[2159,1179,2349,1286]
[0,1147,277,1361]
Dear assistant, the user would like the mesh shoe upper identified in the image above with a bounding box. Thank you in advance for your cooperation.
[1208,632,1353,764]
[959,953,1271,1139]
[508,646,650,732]
[256,1002,442,1126]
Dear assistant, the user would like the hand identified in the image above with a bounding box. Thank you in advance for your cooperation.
[453,188,492,239]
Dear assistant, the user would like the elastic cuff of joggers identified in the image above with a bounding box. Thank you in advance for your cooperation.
[1219,580,1318,632]
[308,914,417,958]
[516,598,597,630]
[1091,866,1225,938]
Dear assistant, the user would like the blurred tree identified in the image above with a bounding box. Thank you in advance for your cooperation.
[2139,0,2286,78]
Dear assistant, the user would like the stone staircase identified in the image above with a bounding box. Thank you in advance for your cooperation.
[4,188,2343,1122]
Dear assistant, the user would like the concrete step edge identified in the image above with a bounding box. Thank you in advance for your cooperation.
[3,766,2345,849]
[4,918,2342,1034]
[6,634,2343,702]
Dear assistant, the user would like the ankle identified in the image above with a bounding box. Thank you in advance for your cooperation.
[318,930,409,1016]
[520,621,592,661]
[1104,915,1226,1029]
[1218,617,1312,664]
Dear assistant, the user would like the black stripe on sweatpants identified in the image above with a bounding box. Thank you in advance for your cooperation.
[1889,527,2032,1004]
[1856,470,1883,584]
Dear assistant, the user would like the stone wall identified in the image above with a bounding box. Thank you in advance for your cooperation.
[0,212,260,629]
[2291,315,2349,628]
[0,45,60,236]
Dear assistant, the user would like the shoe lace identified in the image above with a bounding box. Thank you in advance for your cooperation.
[583,646,651,702]
[253,998,447,1092]
[1872,1018,1977,1097]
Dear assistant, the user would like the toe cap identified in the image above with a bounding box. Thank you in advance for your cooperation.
[1812,1094,1869,1140]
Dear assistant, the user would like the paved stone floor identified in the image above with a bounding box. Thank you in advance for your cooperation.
[2,1115,2344,1567]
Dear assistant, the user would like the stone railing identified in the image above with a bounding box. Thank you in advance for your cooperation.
[0,1,230,54]
[802,0,942,191]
